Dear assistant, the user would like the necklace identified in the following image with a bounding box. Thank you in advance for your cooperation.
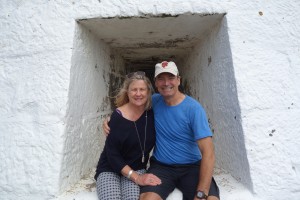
[133,111,147,163]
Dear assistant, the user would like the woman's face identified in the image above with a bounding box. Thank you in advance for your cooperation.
[127,80,149,107]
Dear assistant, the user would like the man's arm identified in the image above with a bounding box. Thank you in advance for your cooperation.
[195,136,215,199]
[102,116,111,136]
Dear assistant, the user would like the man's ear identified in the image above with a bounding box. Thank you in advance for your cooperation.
[154,79,158,88]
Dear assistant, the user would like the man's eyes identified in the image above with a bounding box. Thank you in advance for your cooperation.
[157,77,176,81]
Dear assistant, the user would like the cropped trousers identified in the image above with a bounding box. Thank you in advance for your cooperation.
[96,169,146,200]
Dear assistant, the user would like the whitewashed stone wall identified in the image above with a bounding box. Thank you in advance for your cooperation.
[228,2,300,198]
[59,23,125,192]
[1,1,299,200]
[182,16,253,190]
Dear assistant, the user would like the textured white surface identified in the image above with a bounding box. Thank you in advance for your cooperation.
[1,0,300,200]
[54,168,257,200]
[58,20,126,192]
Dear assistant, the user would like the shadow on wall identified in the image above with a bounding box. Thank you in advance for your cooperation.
[181,16,254,192]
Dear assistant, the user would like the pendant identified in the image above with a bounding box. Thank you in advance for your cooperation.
[142,155,145,163]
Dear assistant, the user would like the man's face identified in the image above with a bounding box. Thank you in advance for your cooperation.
[155,73,180,98]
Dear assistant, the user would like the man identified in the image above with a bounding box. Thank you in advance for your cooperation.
[104,61,219,200]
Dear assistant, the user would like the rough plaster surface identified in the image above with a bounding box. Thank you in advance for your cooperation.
[182,16,253,191]
[59,23,122,192]
[54,168,257,200]
[1,0,300,200]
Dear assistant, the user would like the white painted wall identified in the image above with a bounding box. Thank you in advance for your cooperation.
[59,22,125,192]
[228,2,300,198]
[0,1,75,199]
[1,1,300,200]
[182,16,253,191]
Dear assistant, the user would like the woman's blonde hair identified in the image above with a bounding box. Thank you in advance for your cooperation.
[114,72,153,110]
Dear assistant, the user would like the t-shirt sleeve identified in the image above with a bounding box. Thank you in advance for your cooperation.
[190,103,213,141]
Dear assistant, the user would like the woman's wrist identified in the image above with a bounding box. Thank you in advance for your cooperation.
[132,174,140,185]
[126,169,140,185]
[127,170,133,179]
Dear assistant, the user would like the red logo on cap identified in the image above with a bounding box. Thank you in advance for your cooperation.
[162,61,168,68]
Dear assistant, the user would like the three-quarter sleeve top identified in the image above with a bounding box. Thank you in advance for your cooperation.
[95,109,156,180]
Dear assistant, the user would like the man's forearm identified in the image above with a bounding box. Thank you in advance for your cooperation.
[197,137,215,195]
[197,151,215,194]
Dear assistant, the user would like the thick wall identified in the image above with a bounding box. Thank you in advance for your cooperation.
[0,1,75,199]
[228,2,300,198]
[1,1,300,200]
[59,23,125,192]
[182,16,252,191]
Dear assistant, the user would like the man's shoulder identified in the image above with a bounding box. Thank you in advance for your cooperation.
[183,95,205,110]
[184,95,200,105]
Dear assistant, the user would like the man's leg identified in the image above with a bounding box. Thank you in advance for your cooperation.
[177,164,199,200]
[208,196,219,200]
[140,192,162,200]
[177,164,220,200]
[207,177,220,200]
[140,158,177,200]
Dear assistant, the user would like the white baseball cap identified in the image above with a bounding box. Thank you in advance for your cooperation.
[154,61,179,78]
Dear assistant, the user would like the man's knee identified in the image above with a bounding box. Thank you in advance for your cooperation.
[207,195,219,200]
[139,192,162,200]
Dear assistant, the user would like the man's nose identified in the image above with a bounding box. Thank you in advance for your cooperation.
[162,79,170,85]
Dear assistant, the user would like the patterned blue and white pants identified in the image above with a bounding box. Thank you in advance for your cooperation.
[96,169,146,200]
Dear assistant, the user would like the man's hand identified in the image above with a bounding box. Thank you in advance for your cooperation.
[102,116,111,136]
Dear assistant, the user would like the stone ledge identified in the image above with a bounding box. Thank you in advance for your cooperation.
[54,168,257,200]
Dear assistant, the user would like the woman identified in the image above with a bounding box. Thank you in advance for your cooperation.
[94,71,161,200]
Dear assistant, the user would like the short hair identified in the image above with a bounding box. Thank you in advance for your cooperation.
[114,72,153,110]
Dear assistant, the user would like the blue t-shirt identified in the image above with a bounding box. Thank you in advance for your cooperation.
[152,93,212,164]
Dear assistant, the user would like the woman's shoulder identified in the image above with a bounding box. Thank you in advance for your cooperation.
[145,109,154,121]
[147,108,154,115]
[110,109,124,122]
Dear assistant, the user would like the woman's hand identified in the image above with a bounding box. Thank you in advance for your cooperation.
[135,173,161,186]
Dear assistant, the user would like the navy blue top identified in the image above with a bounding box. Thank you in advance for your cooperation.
[95,109,156,180]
